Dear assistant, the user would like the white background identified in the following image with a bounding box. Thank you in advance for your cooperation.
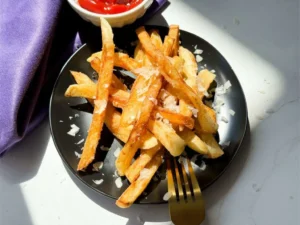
[0,0,299,224]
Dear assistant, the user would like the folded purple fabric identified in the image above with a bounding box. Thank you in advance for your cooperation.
[0,0,167,155]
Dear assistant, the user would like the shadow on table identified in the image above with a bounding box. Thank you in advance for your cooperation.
[0,119,50,225]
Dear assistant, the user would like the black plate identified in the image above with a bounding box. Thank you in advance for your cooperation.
[49,26,247,204]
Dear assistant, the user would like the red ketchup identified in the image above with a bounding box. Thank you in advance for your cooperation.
[78,0,144,14]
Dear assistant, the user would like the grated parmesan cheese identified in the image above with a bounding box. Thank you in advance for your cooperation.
[163,192,171,201]
[229,109,235,116]
[67,124,80,136]
[187,105,199,117]
[94,100,107,114]
[115,177,123,188]
[114,147,121,157]
[113,170,119,178]
[76,139,84,145]
[194,49,203,54]
[210,69,216,73]
[196,55,203,62]
[92,179,104,185]
[148,97,157,105]
[69,116,73,120]
[132,67,159,80]
[199,161,207,171]
[224,80,232,90]
[139,168,151,180]
[74,151,81,159]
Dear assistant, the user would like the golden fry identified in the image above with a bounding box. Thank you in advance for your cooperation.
[116,150,164,208]
[197,133,224,159]
[125,144,162,183]
[147,118,185,156]
[168,25,180,56]
[177,128,208,155]
[116,75,163,176]
[70,71,95,85]
[77,18,115,171]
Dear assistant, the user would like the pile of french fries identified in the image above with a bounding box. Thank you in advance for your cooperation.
[64,18,224,208]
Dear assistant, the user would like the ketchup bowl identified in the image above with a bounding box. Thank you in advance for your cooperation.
[67,0,153,27]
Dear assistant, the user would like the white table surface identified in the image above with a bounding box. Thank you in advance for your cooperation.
[1,0,299,224]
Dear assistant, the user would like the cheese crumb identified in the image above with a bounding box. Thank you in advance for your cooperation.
[115,177,123,188]
[74,151,81,159]
[229,109,235,116]
[94,100,107,114]
[76,139,84,145]
[194,49,203,54]
[139,168,151,180]
[92,179,104,185]
[114,147,121,157]
[196,55,203,62]
[67,124,80,136]
[132,67,159,79]
[163,192,171,201]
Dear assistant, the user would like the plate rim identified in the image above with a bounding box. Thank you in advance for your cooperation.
[49,25,248,204]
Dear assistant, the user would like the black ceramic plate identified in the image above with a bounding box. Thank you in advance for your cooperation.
[49,26,247,204]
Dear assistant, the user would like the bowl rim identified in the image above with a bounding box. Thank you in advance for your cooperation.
[67,0,152,18]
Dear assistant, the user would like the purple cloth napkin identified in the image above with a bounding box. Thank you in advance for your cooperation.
[0,0,167,155]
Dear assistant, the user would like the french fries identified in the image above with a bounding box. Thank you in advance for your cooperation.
[136,26,218,134]
[64,21,227,207]
[168,25,180,56]
[77,18,114,171]
[116,150,164,208]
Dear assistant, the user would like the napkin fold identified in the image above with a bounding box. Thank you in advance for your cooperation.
[0,0,167,155]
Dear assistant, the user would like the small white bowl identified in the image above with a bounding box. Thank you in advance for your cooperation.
[67,0,153,28]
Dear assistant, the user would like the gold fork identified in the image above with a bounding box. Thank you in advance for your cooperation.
[167,156,205,225]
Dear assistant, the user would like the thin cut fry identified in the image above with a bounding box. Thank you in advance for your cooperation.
[162,36,174,56]
[116,150,164,208]
[168,25,180,56]
[65,84,95,99]
[136,26,218,133]
[116,75,163,176]
[125,144,162,183]
[197,133,224,159]
[89,52,139,72]
[177,128,208,155]
[178,46,198,130]
[134,42,144,66]
[147,118,185,156]
[70,71,95,85]
[77,18,114,171]
[153,107,194,129]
